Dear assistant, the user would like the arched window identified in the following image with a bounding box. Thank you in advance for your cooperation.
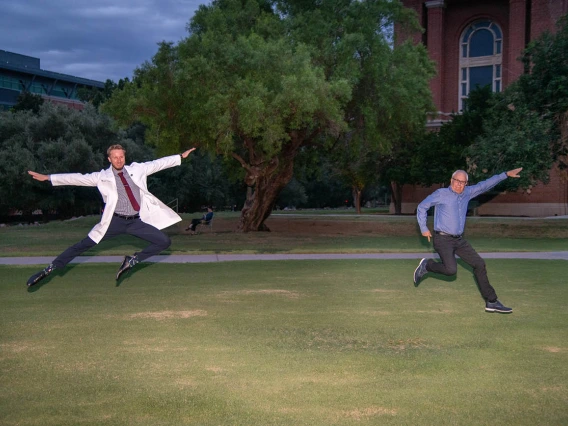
[459,20,502,110]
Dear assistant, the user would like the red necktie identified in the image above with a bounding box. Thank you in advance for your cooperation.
[118,172,140,211]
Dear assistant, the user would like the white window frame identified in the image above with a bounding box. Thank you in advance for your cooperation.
[458,20,503,111]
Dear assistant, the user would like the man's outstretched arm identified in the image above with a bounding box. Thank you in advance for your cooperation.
[468,167,523,198]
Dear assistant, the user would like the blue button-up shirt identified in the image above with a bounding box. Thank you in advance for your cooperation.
[417,172,508,235]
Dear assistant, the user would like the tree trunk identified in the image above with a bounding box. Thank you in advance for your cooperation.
[352,187,362,214]
[390,181,403,215]
[237,157,296,232]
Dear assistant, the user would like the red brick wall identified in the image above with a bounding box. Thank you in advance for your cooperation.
[531,0,568,39]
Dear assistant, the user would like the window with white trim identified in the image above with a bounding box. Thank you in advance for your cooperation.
[459,20,502,111]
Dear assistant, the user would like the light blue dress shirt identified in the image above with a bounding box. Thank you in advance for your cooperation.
[417,173,508,235]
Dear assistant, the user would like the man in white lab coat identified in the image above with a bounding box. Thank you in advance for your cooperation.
[26,144,195,286]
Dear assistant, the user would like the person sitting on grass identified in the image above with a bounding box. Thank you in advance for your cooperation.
[185,207,213,234]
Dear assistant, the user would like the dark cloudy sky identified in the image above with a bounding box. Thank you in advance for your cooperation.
[1,0,207,83]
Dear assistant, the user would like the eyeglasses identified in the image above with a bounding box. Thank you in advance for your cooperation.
[452,178,468,186]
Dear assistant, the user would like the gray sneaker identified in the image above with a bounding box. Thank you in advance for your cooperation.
[485,300,513,313]
[413,258,428,287]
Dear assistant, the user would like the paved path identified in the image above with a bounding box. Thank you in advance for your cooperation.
[1,252,567,265]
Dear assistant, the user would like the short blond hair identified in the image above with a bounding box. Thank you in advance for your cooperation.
[107,144,126,156]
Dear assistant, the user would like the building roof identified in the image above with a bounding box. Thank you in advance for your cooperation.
[0,50,105,88]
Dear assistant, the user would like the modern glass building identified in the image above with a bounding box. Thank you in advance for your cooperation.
[0,50,105,110]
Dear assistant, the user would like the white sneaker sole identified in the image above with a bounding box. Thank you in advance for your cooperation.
[485,308,513,313]
[413,259,426,285]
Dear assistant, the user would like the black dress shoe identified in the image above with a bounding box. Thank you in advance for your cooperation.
[27,264,55,287]
[116,255,136,280]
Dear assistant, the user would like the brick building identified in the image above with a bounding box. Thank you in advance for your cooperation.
[397,0,568,216]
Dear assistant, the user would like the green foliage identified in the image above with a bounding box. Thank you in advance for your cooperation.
[0,103,146,217]
[149,151,246,212]
[409,86,495,187]
[468,100,555,189]
[286,147,353,208]
[276,177,308,208]
[77,78,130,109]
[518,15,568,123]
[11,91,44,114]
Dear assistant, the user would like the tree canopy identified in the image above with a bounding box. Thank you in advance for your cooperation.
[103,0,434,230]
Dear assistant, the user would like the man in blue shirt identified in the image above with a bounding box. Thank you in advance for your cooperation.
[414,167,522,313]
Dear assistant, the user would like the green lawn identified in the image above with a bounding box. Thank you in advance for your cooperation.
[1,214,567,256]
[1,260,567,425]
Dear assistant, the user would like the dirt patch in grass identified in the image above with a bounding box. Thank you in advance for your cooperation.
[343,406,398,419]
[387,338,429,351]
[0,342,56,356]
[205,366,226,373]
[128,310,207,320]
[542,346,565,353]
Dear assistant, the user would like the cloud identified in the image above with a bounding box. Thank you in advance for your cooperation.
[0,0,206,82]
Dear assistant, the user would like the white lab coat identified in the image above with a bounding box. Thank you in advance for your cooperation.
[50,154,182,243]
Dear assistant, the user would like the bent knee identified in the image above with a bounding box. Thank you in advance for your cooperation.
[472,260,486,271]
[158,235,171,250]
[442,266,458,276]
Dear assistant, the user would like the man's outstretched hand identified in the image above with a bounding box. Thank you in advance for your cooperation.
[181,148,196,159]
[422,230,432,243]
[28,171,49,182]
[506,167,523,178]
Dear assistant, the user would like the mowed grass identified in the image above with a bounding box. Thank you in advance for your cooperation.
[1,213,568,256]
[1,260,567,425]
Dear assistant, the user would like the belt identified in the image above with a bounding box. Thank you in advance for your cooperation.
[113,213,139,220]
[435,230,462,238]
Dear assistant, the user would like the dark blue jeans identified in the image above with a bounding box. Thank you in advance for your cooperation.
[426,233,498,302]
[52,216,171,268]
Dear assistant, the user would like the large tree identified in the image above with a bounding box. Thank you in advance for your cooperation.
[104,0,434,231]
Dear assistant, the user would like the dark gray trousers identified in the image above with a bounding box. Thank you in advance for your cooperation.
[426,233,498,302]
[52,216,171,268]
